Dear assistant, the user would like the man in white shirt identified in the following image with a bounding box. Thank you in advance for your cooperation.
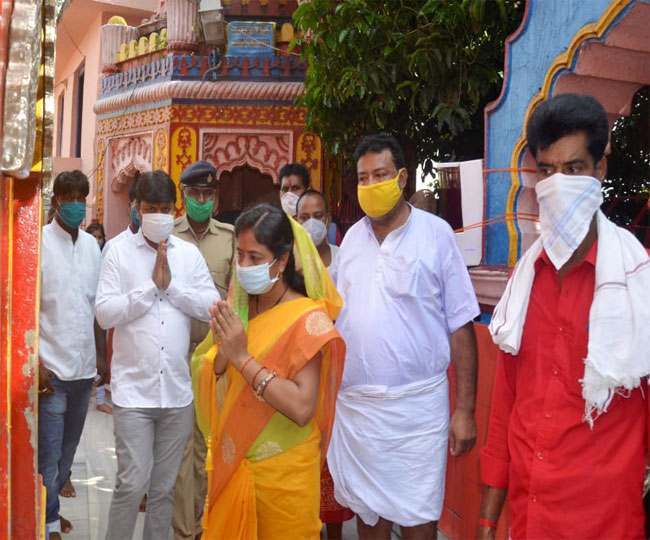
[98,183,141,416]
[327,134,480,539]
[103,182,140,255]
[296,189,338,270]
[96,171,218,540]
[38,170,106,540]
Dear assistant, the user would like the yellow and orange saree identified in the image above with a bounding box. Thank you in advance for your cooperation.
[192,216,345,539]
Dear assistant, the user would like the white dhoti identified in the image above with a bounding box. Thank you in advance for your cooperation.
[327,374,449,527]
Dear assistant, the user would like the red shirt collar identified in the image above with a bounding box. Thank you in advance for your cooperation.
[537,237,598,269]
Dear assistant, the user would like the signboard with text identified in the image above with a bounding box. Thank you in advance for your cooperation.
[226,21,276,58]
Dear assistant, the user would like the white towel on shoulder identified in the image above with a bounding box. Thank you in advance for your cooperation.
[489,211,650,426]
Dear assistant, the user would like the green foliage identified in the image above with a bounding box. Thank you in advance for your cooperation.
[292,0,524,172]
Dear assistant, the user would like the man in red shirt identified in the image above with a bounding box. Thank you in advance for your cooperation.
[479,93,650,539]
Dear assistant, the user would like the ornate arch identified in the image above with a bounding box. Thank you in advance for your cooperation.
[109,135,153,192]
[505,0,646,265]
[201,130,292,184]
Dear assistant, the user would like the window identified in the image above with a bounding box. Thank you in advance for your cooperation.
[56,91,64,157]
[74,64,84,158]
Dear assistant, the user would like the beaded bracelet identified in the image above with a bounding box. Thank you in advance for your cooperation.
[254,370,277,401]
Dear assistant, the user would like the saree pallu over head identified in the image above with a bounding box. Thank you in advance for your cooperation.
[191,215,345,538]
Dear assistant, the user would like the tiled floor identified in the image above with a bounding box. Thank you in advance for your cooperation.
[59,392,145,540]
[58,390,444,540]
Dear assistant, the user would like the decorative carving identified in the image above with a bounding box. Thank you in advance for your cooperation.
[175,128,194,170]
[153,129,168,171]
[97,107,170,136]
[99,56,305,98]
[170,126,197,208]
[296,132,322,191]
[94,80,305,114]
[202,131,291,184]
[109,136,153,193]
[173,104,305,127]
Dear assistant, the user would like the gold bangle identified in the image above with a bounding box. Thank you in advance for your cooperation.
[254,370,277,401]
[251,366,266,388]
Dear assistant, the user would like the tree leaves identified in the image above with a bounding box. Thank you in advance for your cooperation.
[293,0,524,165]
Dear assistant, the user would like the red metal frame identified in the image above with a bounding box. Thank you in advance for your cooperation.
[0,1,14,537]
[0,1,44,537]
[10,175,43,539]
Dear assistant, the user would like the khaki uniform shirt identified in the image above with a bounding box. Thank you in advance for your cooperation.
[173,214,235,349]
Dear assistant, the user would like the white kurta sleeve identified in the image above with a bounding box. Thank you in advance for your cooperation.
[439,224,480,333]
[95,248,158,329]
[164,246,218,322]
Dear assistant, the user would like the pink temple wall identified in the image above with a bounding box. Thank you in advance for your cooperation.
[53,1,155,229]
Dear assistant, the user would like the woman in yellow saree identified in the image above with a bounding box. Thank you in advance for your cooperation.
[192,203,345,539]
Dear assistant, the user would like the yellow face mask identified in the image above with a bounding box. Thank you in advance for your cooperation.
[357,169,404,218]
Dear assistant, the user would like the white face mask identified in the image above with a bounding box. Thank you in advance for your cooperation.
[236,258,279,295]
[302,217,328,246]
[535,173,603,270]
[140,212,175,244]
[281,191,300,216]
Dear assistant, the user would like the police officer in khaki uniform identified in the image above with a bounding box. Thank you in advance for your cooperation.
[172,160,234,540]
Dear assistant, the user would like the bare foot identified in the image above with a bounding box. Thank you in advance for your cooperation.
[59,477,75,498]
[139,494,147,512]
[97,403,113,414]
[60,515,73,533]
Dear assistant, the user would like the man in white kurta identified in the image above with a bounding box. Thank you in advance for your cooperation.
[327,134,480,538]
[39,170,106,540]
[96,171,218,540]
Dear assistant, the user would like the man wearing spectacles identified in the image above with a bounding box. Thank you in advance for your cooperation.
[172,160,235,540]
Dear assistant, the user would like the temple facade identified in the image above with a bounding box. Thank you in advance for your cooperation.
[0,1,647,538]
[91,0,332,239]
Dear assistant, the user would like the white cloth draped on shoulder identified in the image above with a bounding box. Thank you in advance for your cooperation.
[327,373,449,527]
[489,210,650,426]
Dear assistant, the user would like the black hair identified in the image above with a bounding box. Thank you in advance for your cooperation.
[279,163,310,190]
[86,222,105,237]
[46,204,56,224]
[352,133,406,170]
[235,203,307,296]
[129,183,137,203]
[526,93,609,164]
[296,189,329,213]
[135,170,177,204]
[53,170,89,198]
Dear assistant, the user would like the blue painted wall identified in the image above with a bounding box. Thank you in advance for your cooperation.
[483,0,616,266]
